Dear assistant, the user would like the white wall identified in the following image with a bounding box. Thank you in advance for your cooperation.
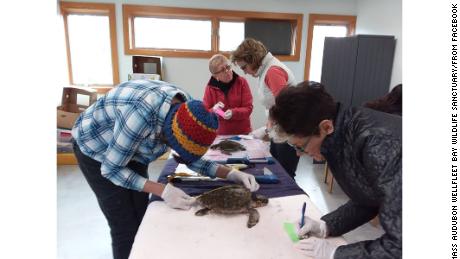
[355,0,402,89]
[62,0,357,128]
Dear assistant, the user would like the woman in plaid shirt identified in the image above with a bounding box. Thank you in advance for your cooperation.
[72,79,259,259]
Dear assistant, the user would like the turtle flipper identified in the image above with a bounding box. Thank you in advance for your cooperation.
[247,208,260,228]
[195,208,211,216]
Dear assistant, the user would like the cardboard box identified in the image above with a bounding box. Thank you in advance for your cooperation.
[57,87,97,129]
[57,104,84,129]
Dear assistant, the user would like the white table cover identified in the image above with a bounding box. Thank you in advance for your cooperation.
[130,194,346,259]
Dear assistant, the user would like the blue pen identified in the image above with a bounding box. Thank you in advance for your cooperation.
[300,202,307,228]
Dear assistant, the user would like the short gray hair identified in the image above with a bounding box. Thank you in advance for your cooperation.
[209,54,229,74]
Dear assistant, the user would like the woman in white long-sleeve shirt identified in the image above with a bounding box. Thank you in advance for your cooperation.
[231,38,299,178]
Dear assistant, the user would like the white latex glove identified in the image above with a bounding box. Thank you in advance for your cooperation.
[223,109,233,120]
[160,183,196,210]
[297,216,328,238]
[226,169,260,192]
[250,126,267,139]
[212,101,225,112]
[295,237,338,259]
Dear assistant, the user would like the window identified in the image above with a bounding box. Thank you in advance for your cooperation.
[219,21,244,52]
[134,17,212,50]
[60,2,119,90]
[304,14,356,81]
[123,5,303,61]
[309,25,347,82]
[245,19,294,55]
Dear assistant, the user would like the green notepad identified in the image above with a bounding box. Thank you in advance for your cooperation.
[283,222,300,243]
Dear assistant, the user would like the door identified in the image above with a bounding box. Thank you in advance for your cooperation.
[303,14,356,82]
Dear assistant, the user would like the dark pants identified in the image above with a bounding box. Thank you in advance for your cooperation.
[73,142,149,259]
[270,141,300,178]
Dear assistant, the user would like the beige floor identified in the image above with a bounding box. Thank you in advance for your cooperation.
[57,156,384,259]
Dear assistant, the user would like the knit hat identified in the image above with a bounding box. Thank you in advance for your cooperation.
[163,100,218,164]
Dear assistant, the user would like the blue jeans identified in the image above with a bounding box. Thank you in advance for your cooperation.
[270,141,299,178]
[73,142,149,259]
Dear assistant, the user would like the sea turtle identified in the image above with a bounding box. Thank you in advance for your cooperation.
[210,140,246,155]
[195,185,269,228]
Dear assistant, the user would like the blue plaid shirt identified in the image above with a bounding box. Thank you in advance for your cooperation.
[72,80,219,191]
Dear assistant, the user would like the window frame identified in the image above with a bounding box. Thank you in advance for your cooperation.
[303,14,357,80]
[60,2,120,92]
[123,4,303,61]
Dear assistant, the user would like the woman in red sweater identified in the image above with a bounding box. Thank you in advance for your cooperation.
[203,54,253,135]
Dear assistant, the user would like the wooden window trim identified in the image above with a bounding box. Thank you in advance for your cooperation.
[304,14,356,80]
[123,4,303,61]
[60,2,120,88]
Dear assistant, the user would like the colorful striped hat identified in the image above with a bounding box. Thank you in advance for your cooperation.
[163,100,218,164]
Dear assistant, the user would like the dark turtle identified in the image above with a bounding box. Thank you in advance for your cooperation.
[195,185,269,228]
[210,140,246,155]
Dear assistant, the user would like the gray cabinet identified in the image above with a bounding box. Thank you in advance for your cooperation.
[320,35,396,107]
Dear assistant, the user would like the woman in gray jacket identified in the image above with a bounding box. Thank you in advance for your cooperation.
[269,81,402,259]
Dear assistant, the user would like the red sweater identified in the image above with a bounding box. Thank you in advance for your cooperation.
[203,73,253,135]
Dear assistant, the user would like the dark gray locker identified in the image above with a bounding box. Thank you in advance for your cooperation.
[320,35,396,107]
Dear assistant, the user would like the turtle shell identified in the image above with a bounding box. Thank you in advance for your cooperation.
[210,140,246,154]
[197,185,252,214]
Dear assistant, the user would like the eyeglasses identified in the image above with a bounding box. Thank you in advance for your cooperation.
[286,137,311,153]
[212,64,231,75]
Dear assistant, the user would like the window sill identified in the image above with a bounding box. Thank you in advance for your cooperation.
[90,86,114,94]
[69,85,114,94]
